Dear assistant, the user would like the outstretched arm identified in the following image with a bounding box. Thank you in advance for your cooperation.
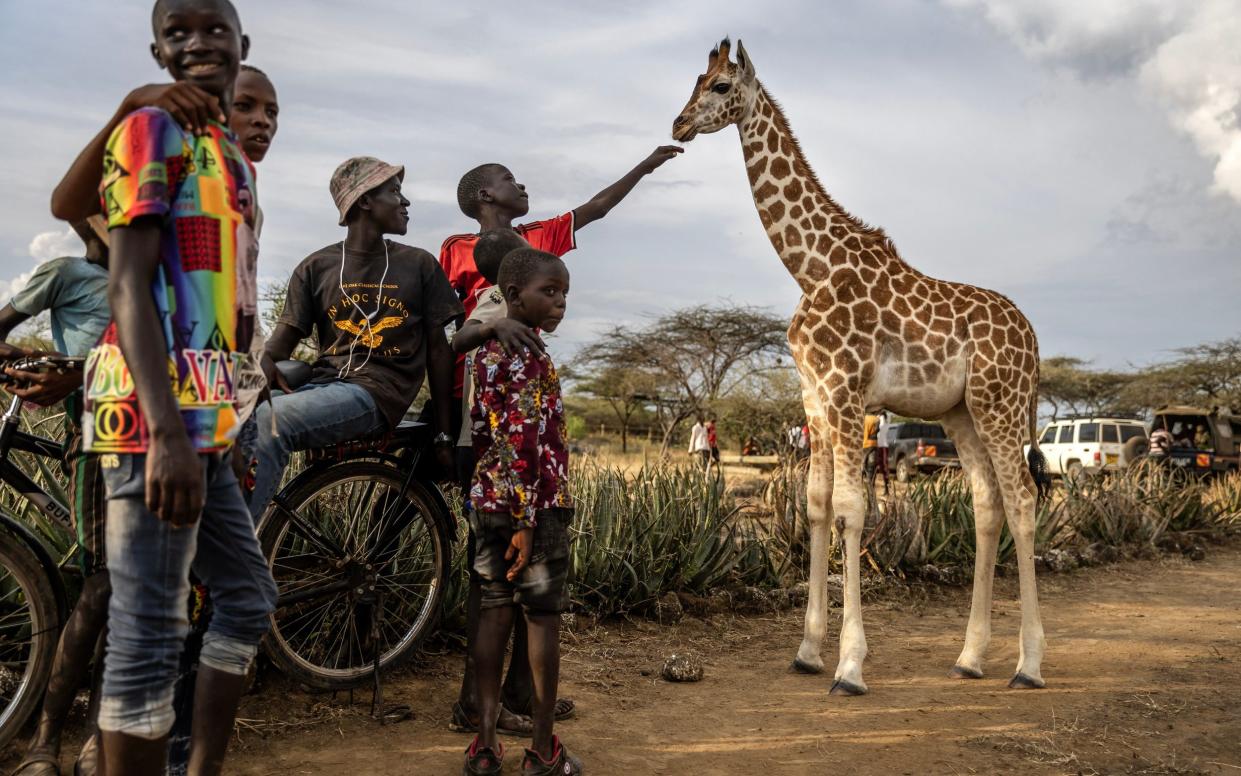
[572,145,683,230]
[50,83,223,221]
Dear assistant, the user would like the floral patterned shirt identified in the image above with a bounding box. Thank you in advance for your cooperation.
[470,339,572,527]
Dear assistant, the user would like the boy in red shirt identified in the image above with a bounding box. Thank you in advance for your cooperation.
[464,248,578,775]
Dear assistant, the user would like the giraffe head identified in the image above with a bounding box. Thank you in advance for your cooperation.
[672,37,758,142]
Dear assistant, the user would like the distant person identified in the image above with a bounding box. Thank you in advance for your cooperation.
[689,418,711,469]
[742,436,759,457]
[798,423,811,457]
[1149,423,1173,458]
[876,411,892,494]
[706,419,720,464]
[465,248,581,775]
[1193,423,1213,451]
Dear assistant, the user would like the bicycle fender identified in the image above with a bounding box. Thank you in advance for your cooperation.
[0,512,70,625]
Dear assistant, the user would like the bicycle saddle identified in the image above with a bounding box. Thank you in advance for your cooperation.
[275,359,312,391]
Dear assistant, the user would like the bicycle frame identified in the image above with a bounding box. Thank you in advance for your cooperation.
[0,395,75,537]
[0,394,75,621]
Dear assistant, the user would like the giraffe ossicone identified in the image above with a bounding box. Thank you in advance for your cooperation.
[673,37,1050,694]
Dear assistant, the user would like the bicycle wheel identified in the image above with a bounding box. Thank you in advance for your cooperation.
[0,524,60,751]
[258,461,449,690]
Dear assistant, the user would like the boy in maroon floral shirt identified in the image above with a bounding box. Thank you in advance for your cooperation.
[465,248,581,776]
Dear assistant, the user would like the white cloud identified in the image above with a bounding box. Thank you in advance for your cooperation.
[946,0,1241,206]
[0,226,81,301]
[28,227,79,263]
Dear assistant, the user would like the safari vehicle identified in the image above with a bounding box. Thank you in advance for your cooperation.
[886,422,960,482]
[1142,406,1240,476]
[1031,416,1147,481]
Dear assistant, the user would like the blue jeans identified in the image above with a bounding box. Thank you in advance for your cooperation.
[99,453,277,738]
[247,380,386,521]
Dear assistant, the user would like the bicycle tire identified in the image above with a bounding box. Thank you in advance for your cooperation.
[258,461,450,690]
[0,522,60,752]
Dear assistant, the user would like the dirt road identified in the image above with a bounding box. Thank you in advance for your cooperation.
[228,545,1241,773]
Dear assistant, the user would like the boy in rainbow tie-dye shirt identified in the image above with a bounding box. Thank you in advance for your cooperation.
[85,1,276,772]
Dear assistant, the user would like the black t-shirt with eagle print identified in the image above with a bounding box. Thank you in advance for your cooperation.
[279,240,463,426]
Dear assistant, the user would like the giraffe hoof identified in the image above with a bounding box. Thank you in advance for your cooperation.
[1008,673,1045,690]
[948,665,984,680]
[829,678,867,696]
[790,657,824,675]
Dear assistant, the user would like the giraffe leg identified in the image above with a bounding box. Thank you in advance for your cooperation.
[792,426,833,675]
[827,404,868,696]
[978,423,1046,689]
[939,403,1004,679]
[791,346,832,674]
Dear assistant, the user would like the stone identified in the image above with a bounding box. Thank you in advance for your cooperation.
[661,651,705,683]
[653,592,684,624]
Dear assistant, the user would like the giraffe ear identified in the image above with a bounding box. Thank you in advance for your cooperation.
[735,39,755,81]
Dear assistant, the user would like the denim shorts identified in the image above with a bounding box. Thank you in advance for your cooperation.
[471,508,572,615]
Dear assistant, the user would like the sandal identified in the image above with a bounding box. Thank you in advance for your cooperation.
[9,751,60,776]
[521,736,582,775]
[448,700,534,737]
[508,697,576,721]
[73,732,99,776]
[462,737,504,776]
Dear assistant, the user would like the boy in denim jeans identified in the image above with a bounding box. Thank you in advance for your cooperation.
[85,1,276,772]
[465,248,580,776]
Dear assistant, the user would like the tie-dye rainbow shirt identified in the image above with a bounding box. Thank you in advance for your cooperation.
[84,107,258,454]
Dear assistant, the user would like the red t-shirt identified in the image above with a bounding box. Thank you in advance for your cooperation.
[439,212,576,395]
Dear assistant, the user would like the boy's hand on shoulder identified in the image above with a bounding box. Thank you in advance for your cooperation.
[639,145,684,174]
[122,82,225,135]
[492,319,545,357]
[505,526,534,580]
[145,431,205,526]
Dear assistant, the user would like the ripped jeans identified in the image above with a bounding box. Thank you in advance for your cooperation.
[99,453,277,738]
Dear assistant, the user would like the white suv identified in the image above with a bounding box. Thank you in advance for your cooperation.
[1030,417,1147,480]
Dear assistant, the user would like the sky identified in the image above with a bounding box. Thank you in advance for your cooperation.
[1,0,1239,370]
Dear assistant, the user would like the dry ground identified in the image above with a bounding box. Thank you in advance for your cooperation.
[211,543,1241,775]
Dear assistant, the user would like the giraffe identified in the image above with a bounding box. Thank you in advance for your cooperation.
[672,38,1049,694]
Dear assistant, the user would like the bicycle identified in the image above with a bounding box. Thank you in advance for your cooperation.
[252,362,458,690]
[0,356,82,752]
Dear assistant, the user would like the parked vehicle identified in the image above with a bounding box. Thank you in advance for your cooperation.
[1030,416,1147,481]
[1139,406,1240,476]
[886,422,959,483]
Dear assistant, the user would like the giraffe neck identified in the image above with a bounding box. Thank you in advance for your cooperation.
[738,85,892,295]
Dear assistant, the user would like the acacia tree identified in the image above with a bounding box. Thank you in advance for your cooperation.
[1118,337,1241,411]
[572,363,656,453]
[579,304,789,455]
[1038,356,1135,418]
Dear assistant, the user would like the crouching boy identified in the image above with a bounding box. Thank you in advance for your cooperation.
[465,249,580,776]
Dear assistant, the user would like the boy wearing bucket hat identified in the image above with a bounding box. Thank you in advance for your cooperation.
[248,157,462,520]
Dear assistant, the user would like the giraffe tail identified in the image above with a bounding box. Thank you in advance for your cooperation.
[1026,388,1051,502]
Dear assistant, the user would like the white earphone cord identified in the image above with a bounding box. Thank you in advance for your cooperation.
[336,239,390,378]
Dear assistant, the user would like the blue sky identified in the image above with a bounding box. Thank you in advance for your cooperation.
[2,1,1238,369]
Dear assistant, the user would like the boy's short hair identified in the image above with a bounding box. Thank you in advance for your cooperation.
[456,163,505,219]
[152,0,240,33]
[239,63,268,78]
[473,230,529,285]
[497,248,563,294]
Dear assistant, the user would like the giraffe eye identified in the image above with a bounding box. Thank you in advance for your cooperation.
[712,82,731,94]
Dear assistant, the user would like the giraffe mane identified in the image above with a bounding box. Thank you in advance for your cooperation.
[757,82,906,264]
